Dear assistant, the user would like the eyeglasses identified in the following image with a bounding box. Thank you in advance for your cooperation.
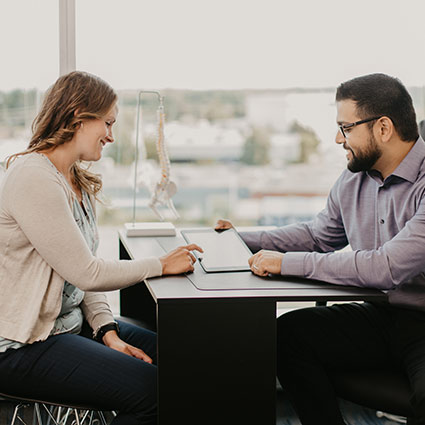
[338,116,383,138]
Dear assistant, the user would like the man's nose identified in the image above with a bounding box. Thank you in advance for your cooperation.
[335,130,345,145]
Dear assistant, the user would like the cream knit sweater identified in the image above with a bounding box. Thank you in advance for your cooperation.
[0,153,162,344]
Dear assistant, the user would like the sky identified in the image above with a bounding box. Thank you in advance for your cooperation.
[2,0,425,91]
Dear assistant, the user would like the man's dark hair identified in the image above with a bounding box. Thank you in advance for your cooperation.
[336,73,419,142]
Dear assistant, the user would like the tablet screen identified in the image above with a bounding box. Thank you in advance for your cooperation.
[181,228,252,272]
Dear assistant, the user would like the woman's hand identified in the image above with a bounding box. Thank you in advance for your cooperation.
[215,219,234,231]
[160,244,203,275]
[102,330,153,363]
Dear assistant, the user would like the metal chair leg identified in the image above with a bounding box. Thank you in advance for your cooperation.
[6,401,112,425]
[10,403,33,425]
[376,411,407,423]
[40,403,62,425]
[34,404,43,425]
[97,411,108,425]
[10,403,21,425]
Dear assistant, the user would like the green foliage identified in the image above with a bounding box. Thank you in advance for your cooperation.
[241,127,271,165]
[289,120,320,163]
[0,88,38,128]
[120,89,245,122]
[105,107,135,165]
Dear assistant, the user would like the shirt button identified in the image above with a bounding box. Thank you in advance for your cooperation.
[379,219,385,224]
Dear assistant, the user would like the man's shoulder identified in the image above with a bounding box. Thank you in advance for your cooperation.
[413,165,425,192]
[416,152,425,180]
[333,168,366,188]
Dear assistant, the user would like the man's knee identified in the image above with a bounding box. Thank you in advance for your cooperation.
[410,379,425,424]
[277,307,319,346]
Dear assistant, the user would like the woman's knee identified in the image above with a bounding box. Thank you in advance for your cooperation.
[116,321,157,362]
[122,362,157,413]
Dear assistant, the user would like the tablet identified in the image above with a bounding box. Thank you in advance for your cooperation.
[181,228,253,273]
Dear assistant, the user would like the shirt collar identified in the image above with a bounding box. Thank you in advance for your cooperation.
[386,137,425,184]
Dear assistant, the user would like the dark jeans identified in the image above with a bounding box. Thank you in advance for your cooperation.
[0,320,157,425]
[277,302,425,425]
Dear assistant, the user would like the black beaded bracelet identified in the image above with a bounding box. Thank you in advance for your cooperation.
[95,322,120,342]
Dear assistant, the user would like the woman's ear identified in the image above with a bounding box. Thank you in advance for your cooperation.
[73,109,84,129]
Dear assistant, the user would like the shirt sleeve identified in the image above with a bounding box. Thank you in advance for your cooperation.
[240,177,349,254]
[281,195,425,290]
[81,292,115,334]
[4,164,163,292]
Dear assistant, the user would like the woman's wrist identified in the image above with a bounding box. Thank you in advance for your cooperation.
[102,329,120,346]
[95,322,120,343]
[159,257,166,275]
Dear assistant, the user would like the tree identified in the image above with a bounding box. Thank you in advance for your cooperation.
[105,107,135,165]
[289,121,320,163]
[240,127,270,165]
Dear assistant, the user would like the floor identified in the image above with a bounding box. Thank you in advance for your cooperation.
[0,396,404,425]
[276,388,404,425]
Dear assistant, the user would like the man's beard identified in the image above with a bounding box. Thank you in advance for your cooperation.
[345,134,382,173]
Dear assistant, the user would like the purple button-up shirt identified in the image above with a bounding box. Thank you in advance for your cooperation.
[241,138,425,310]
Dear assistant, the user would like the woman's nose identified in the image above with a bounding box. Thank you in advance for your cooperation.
[106,130,114,143]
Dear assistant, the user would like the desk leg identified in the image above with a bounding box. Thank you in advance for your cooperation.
[119,240,157,330]
[157,299,276,425]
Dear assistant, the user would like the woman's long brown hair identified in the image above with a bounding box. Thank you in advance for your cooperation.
[7,71,118,198]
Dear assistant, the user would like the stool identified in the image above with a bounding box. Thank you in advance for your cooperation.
[0,392,114,425]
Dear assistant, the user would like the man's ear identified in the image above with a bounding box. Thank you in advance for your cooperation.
[377,116,394,143]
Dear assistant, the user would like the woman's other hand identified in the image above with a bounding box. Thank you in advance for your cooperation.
[160,244,203,275]
[215,219,234,231]
[103,330,153,363]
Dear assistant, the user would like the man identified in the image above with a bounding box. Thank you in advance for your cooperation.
[217,73,425,424]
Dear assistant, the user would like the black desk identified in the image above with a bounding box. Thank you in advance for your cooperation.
[118,230,386,425]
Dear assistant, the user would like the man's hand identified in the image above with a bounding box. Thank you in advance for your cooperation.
[102,330,153,363]
[214,219,234,231]
[248,249,284,276]
[160,244,203,275]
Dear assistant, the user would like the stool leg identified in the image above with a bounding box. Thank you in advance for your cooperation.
[73,408,81,425]
[34,404,43,425]
[98,411,108,425]
[10,403,21,425]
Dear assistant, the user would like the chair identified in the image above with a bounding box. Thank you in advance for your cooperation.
[0,391,115,425]
[314,302,415,424]
[0,315,148,424]
[332,369,414,424]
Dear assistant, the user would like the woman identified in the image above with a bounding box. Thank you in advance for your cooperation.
[0,71,201,425]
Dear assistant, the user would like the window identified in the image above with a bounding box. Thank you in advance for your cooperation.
[0,0,59,166]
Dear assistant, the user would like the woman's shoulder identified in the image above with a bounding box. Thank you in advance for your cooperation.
[4,153,72,199]
[8,153,61,180]
[9,152,52,171]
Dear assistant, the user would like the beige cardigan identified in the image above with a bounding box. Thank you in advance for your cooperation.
[0,153,162,344]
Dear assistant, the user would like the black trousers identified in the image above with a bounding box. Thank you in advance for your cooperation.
[0,320,157,425]
[277,302,425,425]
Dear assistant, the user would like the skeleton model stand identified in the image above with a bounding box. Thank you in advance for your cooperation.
[125,90,178,237]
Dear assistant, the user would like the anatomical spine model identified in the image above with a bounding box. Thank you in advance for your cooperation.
[133,91,179,222]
